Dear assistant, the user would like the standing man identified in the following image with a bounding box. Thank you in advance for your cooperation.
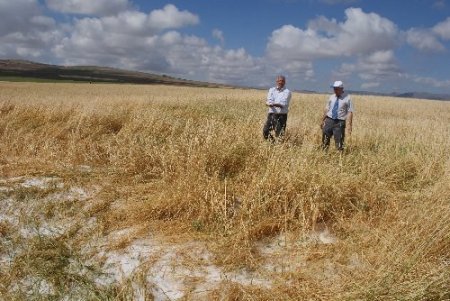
[320,80,354,151]
[263,75,292,141]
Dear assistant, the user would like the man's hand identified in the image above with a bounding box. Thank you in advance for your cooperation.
[346,112,353,135]
[320,118,326,129]
[347,124,352,135]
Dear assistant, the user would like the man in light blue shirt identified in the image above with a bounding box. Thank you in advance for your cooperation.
[263,75,292,141]
[320,80,354,151]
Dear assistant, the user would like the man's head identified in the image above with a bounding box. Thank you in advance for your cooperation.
[276,75,286,90]
[332,80,344,96]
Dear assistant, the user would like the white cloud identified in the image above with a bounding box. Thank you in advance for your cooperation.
[265,8,399,83]
[267,8,398,60]
[200,48,264,84]
[46,0,131,16]
[0,1,448,92]
[147,4,199,30]
[212,29,225,45]
[361,82,380,89]
[0,0,41,36]
[337,50,400,85]
[339,8,399,52]
[267,25,327,60]
[0,0,62,59]
[51,4,200,63]
[58,4,199,38]
[433,0,446,9]
[334,50,404,90]
[405,17,450,52]
[140,34,264,85]
[406,28,445,52]
[281,61,315,80]
[320,0,359,4]
[51,5,262,86]
[410,74,450,88]
[433,17,450,40]
[308,16,341,36]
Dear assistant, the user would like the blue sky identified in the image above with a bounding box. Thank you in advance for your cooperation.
[1,0,450,94]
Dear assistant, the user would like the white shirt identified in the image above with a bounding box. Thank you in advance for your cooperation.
[267,86,291,114]
[325,93,353,120]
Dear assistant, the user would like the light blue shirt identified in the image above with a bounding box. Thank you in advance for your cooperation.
[325,93,353,120]
[267,86,291,114]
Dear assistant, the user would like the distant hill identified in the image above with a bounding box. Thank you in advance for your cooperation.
[1,59,449,101]
[390,91,450,101]
[0,59,230,88]
[348,90,450,101]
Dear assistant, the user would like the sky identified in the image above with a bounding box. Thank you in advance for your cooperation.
[1,0,450,94]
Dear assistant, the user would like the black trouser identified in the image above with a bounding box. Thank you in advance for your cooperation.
[322,117,346,150]
[263,113,287,141]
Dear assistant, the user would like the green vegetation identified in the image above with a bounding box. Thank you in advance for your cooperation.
[0,59,231,87]
[0,76,81,83]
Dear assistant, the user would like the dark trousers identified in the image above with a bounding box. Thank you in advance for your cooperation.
[322,117,346,150]
[263,113,287,141]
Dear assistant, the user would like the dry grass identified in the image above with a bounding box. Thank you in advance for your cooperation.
[0,81,449,300]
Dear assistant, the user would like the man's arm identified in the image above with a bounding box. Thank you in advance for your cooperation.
[346,111,353,134]
[269,90,290,108]
[320,108,328,129]
[320,98,330,128]
[266,89,275,107]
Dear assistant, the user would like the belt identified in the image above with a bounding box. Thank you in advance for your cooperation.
[326,116,345,121]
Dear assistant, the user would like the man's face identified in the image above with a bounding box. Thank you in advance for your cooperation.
[334,87,343,96]
[276,77,285,89]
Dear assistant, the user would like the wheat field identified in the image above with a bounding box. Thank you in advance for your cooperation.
[0,81,449,300]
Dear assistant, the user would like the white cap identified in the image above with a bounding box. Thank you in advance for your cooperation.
[332,80,344,88]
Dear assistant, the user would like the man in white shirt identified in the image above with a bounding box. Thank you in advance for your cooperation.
[263,75,292,141]
[320,80,354,151]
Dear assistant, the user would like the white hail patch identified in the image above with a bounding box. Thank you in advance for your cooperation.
[1,175,339,300]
